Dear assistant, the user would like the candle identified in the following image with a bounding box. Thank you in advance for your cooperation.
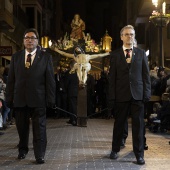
[162,2,166,15]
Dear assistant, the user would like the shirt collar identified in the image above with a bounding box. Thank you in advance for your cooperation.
[25,48,37,56]
[123,45,133,51]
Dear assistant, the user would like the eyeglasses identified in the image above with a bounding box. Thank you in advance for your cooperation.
[122,33,134,37]
[24,36,38,41]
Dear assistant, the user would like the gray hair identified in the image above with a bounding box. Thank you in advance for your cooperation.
[120,25,135,36]
[134,38,137,47]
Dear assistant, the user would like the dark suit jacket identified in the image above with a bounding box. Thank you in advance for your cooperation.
[55,72,66,94]
[6,48,56,107]
[65,70,79,97]
[108,47,151,102]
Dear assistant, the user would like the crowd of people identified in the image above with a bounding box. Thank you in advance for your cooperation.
[147,63,170,132]
[52,64,111,121]
[0,67,13,135]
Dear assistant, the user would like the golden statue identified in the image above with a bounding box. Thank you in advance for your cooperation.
[70,14,85,40]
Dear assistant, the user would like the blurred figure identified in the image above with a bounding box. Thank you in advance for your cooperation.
[157,67,170,97]
[0,99,4,135]
[2,66,9,84]
[86,74,95,116]
[97,69,110,118]
[150,66,170,97]
[65,60,79,126]
[150,62,158,80]
[54,66,67,118]
[0,77,10,130]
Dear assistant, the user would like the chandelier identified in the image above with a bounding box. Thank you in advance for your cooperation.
[150,0,170,27]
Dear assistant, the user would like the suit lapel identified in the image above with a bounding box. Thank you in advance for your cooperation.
[120,48,129,68]
[31,49,41,68]
[131,47,137,65]
[20,50,26,69]
[120,48,127,63]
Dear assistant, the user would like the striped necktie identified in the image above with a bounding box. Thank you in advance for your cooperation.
[25,54,32,68]
[125,49,132,59]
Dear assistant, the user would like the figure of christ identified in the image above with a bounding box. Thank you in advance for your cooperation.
[50,44,110,86]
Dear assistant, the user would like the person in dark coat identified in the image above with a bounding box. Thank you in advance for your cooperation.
[65,60,79,126]
[108,25,151,165]
[86,73,95,116]
[54,66,67,118]
[5,28,55,164]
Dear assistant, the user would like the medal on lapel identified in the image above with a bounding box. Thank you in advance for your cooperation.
[126,58,132,63]
[25,62,30,68]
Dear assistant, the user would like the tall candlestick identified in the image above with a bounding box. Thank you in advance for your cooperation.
[162,2,166,15]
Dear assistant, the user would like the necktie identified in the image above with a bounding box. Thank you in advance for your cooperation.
[25,54,32,68]
[125,49,132,59]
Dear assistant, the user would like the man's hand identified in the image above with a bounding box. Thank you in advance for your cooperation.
[107,100,115,111]
[107,109,112,119]
[143,97,150,103]
[6,101,13,109]
[47,102,56,109]
[106,100,115,119]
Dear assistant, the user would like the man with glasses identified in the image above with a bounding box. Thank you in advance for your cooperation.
[108,25,151,165]
[6,28,55,164]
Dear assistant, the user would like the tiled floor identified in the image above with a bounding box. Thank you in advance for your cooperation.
[0,118,170,170]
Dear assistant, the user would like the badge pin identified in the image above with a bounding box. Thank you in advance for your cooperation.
[25,62,30,68]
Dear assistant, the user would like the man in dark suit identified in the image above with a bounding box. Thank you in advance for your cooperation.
[108,25,151,165]
[54,66,67,118]
[5,28,55,164]
[65,60,79,126]
[86,73,95,116]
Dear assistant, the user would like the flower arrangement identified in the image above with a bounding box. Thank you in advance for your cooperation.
[149,10,170,27]
[54,32,103,53]
[149,10,170,20]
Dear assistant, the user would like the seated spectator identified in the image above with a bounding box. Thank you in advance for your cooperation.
[0,100,4,134]
[0,77,10,130]
[149,63,158,79]
[158,68,170,96]
[150,64,160,95]
[151,66,170,97]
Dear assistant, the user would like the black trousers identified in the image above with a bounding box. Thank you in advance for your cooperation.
[15,107,47,159]
[123,119,128,140]
[112,100,144,159]
[68,96,77,122]
[123,117,146,145]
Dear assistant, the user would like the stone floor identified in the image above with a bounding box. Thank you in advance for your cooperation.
[0,118,170,170]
